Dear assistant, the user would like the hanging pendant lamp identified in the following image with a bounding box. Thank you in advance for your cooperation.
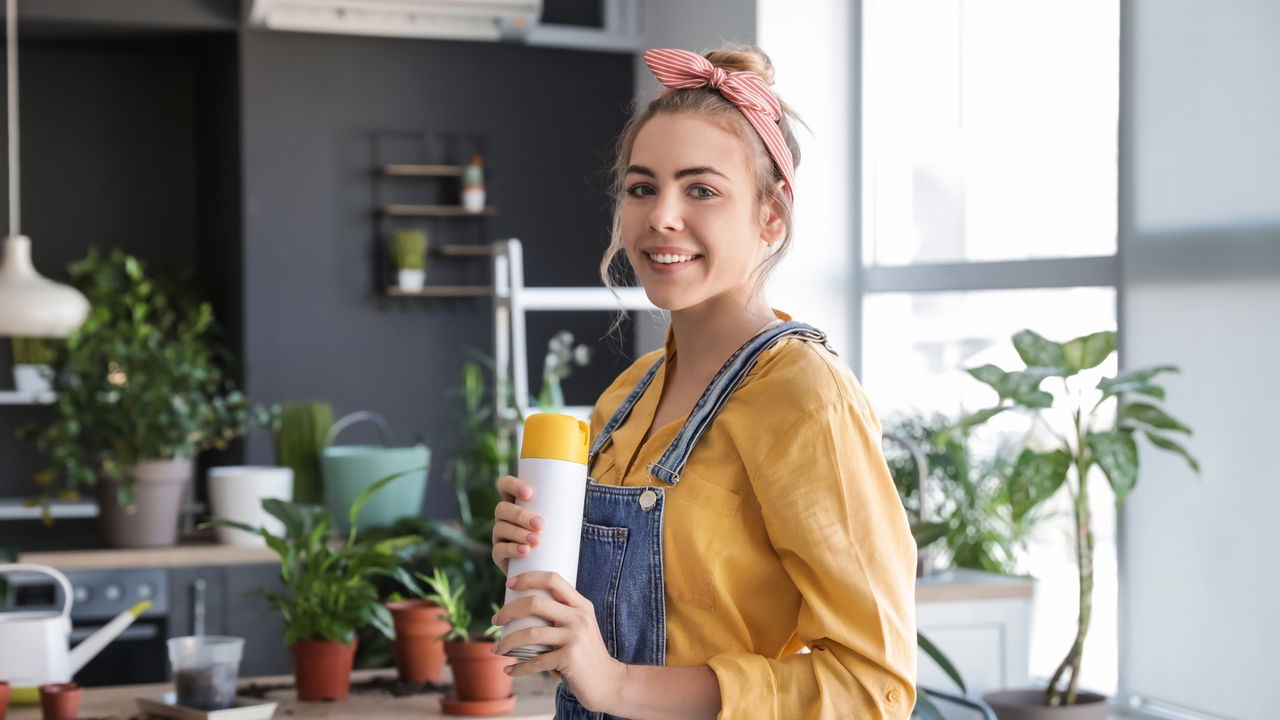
[0,0,88,337]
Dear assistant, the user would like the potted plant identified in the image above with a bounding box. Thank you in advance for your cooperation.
[9,337,56,394]
[886,412,1057,576]
[20,249,276,546]
[206,470,422,702]
[418,568,514,716]
[534,330,592,412]
[389,230,428,292]
[953,329,1197,718]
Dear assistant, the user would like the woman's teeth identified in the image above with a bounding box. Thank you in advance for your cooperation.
[648,253,699,264]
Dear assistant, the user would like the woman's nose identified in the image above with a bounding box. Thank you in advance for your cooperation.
[647,192,685,233]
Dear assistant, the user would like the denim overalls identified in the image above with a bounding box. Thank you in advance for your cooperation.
[554,320,831,720]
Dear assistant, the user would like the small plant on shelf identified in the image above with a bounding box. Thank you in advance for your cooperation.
[389,229,428,292]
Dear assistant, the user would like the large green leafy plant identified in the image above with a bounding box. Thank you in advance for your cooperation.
[955,329,1198,707]
[22,249,274,508]
[207,471,422,645]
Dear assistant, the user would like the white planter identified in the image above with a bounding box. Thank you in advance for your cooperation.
[207,466,294,547]
[13,364,52,394]
[397,268,425,292]
[462,187,486,214]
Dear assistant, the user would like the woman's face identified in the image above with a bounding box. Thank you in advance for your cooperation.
[620,113,780,313]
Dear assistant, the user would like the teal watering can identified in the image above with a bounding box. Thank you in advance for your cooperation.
[320,411,429,533]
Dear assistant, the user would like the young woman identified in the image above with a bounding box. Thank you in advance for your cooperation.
[489,46,917,720]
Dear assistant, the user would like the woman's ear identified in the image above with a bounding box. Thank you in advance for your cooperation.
[759,181,788,246]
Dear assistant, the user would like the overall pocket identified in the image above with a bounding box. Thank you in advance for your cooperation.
[575,522,629,657]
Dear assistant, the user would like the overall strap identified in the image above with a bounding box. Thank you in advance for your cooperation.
[588,355,664,465]
[646,321,827,485]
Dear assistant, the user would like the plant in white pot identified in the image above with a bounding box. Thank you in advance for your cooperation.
[20,248,277,547]
[954,329,1198,718]
[390,230,428,292]
[9,337,56,394]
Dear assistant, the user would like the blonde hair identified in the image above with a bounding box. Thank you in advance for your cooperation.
[599,44,803,299]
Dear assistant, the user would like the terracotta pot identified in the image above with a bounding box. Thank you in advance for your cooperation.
[38,683,82,720]
[386,599,451,684]
[444,640,516,702]
[97,458,194,548]
[983,689,1111,720]
[290,638,358,702]
[1,680,10,720]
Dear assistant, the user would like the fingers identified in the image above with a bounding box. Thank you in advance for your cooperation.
[506,572,588,610]
[494,500,545,534]
[493,592,577,629]
[493,625,572,664]
[496,475,534,503]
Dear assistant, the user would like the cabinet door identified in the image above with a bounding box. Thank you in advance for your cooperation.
[225,563,291,677]
[167,567,228,639]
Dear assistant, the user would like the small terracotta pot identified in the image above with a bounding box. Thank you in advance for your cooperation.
[38,683,82,720]
[444,640,516,702]
[386,599,451,684]
[290,638,358,702]
[983,689,1111,720]
[1,680,11,720]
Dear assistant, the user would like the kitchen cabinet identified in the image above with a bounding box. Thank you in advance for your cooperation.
[225,563,291,677]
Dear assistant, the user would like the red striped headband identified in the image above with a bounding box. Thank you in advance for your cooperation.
[643,48,796,203]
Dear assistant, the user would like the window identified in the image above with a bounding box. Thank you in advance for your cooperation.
[860,0,1121,695]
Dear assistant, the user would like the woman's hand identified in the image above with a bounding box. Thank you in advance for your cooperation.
[491,475,545,576]
[492,571,627,714]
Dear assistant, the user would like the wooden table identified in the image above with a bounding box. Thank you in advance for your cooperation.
[7,669,559,719]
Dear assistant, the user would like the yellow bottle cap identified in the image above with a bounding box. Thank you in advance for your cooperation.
[520,413,589,465]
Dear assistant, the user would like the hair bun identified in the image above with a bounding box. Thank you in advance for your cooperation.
[703,44,776,85]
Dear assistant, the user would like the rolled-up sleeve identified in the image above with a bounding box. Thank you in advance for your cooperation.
[706,400,918,720]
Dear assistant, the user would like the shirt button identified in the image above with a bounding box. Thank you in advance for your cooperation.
[886,689,902,704]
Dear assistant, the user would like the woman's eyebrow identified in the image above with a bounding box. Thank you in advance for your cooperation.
[626,164,729,180]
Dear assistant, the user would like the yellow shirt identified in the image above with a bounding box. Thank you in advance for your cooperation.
[588,313,917,720]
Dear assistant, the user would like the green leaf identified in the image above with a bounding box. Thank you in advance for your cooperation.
[1012,329,1069,370]
[1061,331,1115,371]
[1120,402,1192,434]
[918,632,965,693]
[346,465,428,540]
[1087,431,1139,505]
[1144,432,1201,473]
[1097,365,1179,400]
[1006,449,1071,522]
[910,522,949,550]
[911,692,945,720]
[966,364,1007,392]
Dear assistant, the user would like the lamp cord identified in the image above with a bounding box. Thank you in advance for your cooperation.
[7,0,18,237]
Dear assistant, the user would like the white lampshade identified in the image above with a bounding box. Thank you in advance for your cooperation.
[0,234,89,337]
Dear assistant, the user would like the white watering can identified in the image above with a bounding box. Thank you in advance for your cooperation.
[0,563,150,692]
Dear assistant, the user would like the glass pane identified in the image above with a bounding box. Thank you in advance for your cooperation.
[862,0,1119,266]
[864,286,1119,695]
[862,287,1116,420]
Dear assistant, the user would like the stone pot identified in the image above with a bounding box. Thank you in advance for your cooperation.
[386,599,451,684]
[983,689,1111,720]
[290,639,357,702]
[97,458,194,548]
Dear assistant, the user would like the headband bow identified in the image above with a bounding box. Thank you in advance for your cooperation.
[644,48,795,202]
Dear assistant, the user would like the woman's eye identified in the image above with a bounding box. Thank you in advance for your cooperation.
[626,184,655,198]
[689,185,718,199]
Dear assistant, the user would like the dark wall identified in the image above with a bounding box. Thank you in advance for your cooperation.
[238,30,633,518]
[1,21,635,548]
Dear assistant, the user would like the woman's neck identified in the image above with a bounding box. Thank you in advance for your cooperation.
[668,291,777,378]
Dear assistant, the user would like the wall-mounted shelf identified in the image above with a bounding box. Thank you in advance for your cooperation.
[0,498,98,520]
[386,285,494,297]
[382,204,496,217]
[0,390,55,405]
[380,164,463,177]
[437,244,497,257]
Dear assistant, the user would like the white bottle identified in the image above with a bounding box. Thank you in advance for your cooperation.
[502,413,590,659]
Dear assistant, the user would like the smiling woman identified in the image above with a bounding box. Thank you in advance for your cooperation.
[490,45,918,720]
